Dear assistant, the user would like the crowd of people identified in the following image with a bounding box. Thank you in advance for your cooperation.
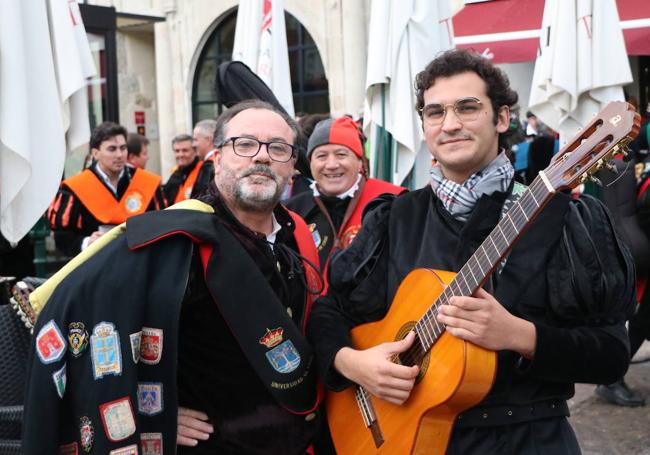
[4,48,649,454]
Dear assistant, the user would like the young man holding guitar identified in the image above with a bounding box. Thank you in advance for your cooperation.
[308,49,637,454]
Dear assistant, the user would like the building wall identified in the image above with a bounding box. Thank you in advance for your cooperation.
[85,0,369,177]
[82,1,644,182]
[117,30,160,173]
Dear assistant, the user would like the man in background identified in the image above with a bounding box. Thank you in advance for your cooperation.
[48,122,166,256]
[191,119,218,198]
[126,132,150,170]
[164,134,202,203]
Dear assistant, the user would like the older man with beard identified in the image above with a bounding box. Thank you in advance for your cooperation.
[23,100,332,455]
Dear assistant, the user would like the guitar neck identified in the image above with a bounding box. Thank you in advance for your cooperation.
[414,175,556,352]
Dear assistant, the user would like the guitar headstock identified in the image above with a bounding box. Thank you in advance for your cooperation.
[544,102,641,191]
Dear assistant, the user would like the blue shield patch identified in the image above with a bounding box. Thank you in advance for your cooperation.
[308,223,322,247]
[90,322,122,379]
[265,339,301,373]
[137,382,163,416]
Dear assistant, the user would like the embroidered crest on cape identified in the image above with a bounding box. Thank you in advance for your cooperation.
[137,382,164,416]
[68,322,88,358]
[79,416,94,453]
[140,327,163,365]
[52,363,67,398]
[90,321,122,379]
[109,444,138,455]
[99,396,136,442]
[141,432,163,455]
[36,320,66,364]
[129,331,142,363]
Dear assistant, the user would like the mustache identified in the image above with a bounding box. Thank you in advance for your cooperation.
[239,164,278,181]
[437,133,471,144]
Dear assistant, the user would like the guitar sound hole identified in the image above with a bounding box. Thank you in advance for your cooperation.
[394,323,431,384]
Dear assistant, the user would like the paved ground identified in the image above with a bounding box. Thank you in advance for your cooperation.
[570,341,650,455]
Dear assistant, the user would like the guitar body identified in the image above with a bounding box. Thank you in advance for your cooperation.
[327,268,497,455]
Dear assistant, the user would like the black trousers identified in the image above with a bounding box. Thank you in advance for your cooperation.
[447,417,581,455]
[629,289,650,356]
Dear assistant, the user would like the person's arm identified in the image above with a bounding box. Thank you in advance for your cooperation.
[333,333,419,405]
[308,194,422,402]
[150,184,168,210]
[48,188,96,256]
[163,171,184,203]
[516,196,633,384]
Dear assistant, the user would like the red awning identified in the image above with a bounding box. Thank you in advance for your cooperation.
[453,0,650,63]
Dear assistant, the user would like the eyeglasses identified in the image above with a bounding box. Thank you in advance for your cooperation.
[419,97,484,126]
[220,137,295,163]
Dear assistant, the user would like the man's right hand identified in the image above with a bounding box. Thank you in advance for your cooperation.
[333,331,419,405]
[177,407,213,446]
[88,231,104,244]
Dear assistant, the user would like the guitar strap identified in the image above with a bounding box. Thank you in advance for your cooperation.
[197,221,319,414]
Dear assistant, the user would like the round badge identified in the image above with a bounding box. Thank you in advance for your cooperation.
[124,192,143,213]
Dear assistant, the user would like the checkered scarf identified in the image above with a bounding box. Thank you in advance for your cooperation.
[430,152,514,222]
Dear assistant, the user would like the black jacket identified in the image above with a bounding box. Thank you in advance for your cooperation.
[308,186,634,425]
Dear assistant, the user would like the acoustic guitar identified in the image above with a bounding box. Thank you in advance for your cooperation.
[327,101,641,455]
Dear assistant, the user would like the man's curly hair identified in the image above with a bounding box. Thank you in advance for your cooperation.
[414,49,519,150]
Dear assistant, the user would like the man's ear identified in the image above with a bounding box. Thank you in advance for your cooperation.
[212,149,223,173]
[496,106,510,134]
[91,148,100,159]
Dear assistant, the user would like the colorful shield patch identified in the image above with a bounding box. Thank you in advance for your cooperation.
[137,382,163,416]
[265,339,301,373]
[308,223,322,247]
[58,442,79,455]
[52,363,67,398]
[140,327,163,365]
[90,322,122,379]
[99,397,136,442]
[340,225,360,247]
[68,322,88,358]
[36,320,66,364]
[79,416,94,453]
[109,444,138,455]
[141,432,163,455]
[129,331,142,364]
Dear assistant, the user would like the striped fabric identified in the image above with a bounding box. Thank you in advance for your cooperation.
[430,152,514,222]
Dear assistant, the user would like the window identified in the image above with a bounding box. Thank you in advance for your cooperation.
[192,9,329,123]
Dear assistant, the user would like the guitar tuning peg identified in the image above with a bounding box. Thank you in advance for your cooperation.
[604,161,618,174]
[589,175,603,186]
[619,146,633,161]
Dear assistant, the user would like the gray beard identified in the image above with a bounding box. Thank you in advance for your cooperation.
[220,164,287,213]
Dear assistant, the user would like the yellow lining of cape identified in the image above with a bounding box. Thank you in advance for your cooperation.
[30,199,214,317]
